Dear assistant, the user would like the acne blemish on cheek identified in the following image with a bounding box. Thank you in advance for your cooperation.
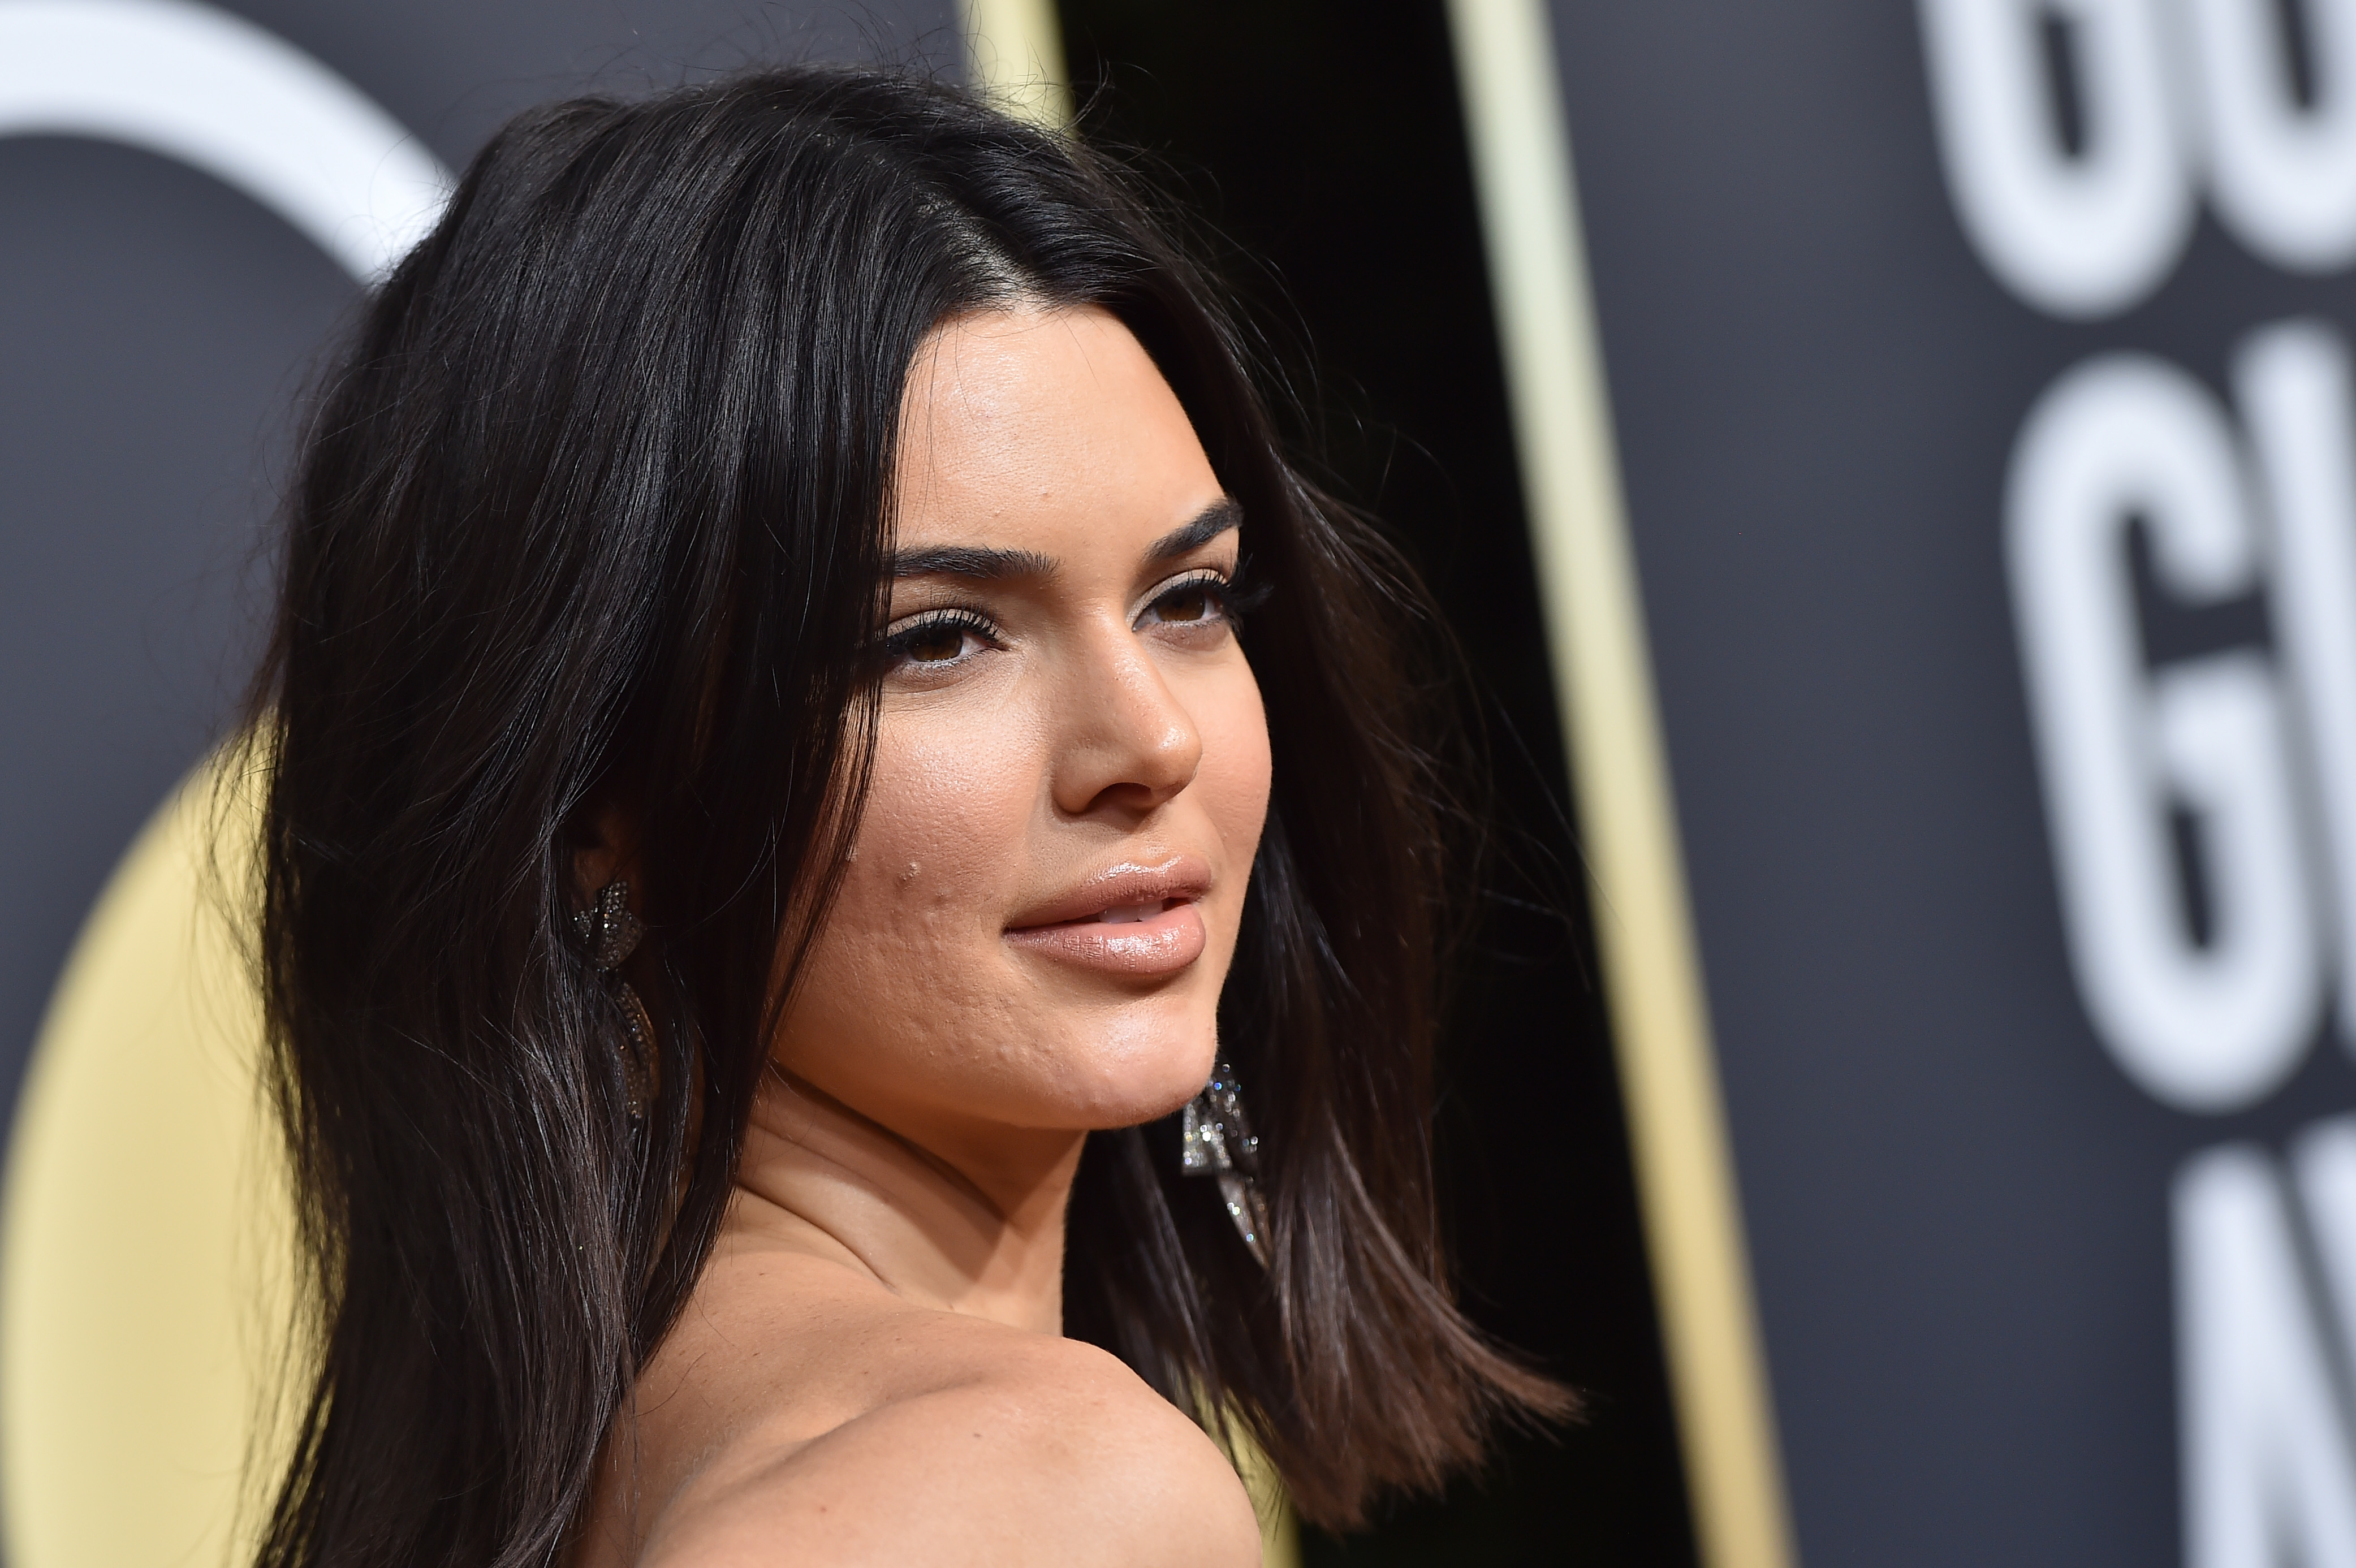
[899,862,922,887]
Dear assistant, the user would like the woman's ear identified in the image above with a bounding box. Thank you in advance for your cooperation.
[570,801,639,907]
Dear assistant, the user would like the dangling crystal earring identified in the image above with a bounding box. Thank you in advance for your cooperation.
[573,880,658,1121]
[1181,1060,1270,1268]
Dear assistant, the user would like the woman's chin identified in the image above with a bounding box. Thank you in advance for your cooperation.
[1043,1033,1222,1130]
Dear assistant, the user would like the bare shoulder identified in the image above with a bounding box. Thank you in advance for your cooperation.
[648,1331,1262,1567]
[577,1245,1261,1567]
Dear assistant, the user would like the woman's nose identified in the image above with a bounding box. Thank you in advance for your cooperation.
[1049,628,1204,820]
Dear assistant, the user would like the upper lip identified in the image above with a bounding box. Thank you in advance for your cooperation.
[1003,856,1213,931]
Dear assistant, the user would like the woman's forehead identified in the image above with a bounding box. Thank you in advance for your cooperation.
[892,305,1224,563]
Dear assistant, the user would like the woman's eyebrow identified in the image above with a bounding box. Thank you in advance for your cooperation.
[1145,498,1243,563]
[891,544,1059,581]
[890,499,1241,581]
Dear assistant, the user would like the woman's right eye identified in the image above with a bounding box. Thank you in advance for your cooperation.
[883,612,996,672]
[900,624,968,663]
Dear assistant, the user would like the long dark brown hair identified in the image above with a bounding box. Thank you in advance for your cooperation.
[238,63,1564,1568]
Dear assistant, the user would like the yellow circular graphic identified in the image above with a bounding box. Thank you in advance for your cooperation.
[0,761,297,1568]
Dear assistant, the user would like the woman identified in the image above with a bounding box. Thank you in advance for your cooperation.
[241,65,1565,1567]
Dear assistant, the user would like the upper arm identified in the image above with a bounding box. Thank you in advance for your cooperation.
[634,1340,1261,1568]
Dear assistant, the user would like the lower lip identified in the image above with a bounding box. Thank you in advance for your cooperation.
[1003,901,1207,976]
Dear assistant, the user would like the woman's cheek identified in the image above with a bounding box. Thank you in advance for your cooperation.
[1200,661,1272,862]
[776,793,1010,1088]
[846,707,1039,942]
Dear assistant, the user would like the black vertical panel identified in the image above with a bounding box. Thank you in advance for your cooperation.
[1057,2,1698,1561]
[1546,3,2356,1566]
[0,0,957,1149]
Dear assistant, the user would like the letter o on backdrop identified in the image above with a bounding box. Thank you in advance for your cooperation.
[1918,0,2194,318]
[0,5,449,1564]
[2182,0,2356,273]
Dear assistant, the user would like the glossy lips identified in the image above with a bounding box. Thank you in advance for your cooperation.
[1002,860,1211,977]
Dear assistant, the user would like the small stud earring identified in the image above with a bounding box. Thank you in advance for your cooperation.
[1181,1060,1270,1268]
[574,880,657,1121]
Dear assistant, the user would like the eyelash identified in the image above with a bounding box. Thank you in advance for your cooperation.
[879,608,1003,671]
[1139,568,1243,627]
[879,567,1263,674]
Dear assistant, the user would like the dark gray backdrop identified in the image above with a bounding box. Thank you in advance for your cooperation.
[1550,2,2356,1564]
[0,0,957,1137]
[30,2,2291,1561]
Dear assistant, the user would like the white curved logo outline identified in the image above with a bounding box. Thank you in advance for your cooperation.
[0,0,452,282]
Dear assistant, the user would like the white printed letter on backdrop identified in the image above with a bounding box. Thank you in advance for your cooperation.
[2177,1146,2356,1568]
[2180,0,2356,272]
[2234,319,2356,1048]
[2008,353,2320,1111]
[1919,0,2193,317]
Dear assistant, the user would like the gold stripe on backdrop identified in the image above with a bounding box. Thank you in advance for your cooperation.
[960,0,1072,128]
[0,763,296,1568]
[1442,3,1800,1567]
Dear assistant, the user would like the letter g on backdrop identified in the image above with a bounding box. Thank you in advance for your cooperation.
[1922,0,2356,1113]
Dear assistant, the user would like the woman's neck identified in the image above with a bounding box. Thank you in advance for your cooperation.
[730,1068,1086,1335]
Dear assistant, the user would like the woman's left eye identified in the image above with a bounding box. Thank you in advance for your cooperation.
[1138,574,1232,629]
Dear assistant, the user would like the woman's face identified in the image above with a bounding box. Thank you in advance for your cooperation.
[773,304,1272,1161]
